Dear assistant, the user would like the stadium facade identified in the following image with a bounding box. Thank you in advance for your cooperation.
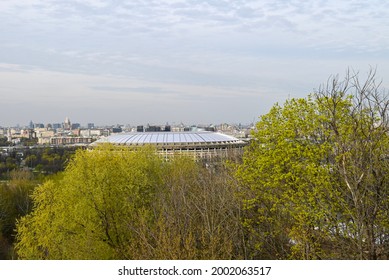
[91,131,246,160]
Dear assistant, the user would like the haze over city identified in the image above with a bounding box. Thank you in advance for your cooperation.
[1,0,389,127]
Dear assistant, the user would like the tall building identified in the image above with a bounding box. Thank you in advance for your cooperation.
[63,117,71,130]
[52,123,62,130]
[72,123,81,130]
[34,123,44,129]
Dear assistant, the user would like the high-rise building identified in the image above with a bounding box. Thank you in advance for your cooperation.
[72,123,81,130]
[52,123,62,130]
[63,117,71,130]
[34,123,44,129]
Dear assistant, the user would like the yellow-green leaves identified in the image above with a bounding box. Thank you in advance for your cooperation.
[238,96,337,259]
[15,145,163,259]
[15,146,245,260]
[238,71,389,259]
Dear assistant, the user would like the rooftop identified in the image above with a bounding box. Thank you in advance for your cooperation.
[92,131,243,146]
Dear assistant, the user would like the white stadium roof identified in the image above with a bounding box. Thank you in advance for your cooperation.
[92,131,243,146]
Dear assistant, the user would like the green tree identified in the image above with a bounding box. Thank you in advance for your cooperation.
[15,145,163,259]
[237,70,389,259]
[15,145,246,260]
[0,137,11,147]
[0,170,36,259]
[237,97,339,259]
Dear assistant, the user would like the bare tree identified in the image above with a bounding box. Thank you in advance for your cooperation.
[315,68,389,259]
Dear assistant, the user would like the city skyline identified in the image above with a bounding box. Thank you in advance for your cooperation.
[1,0,389,127]
[1,116,251,129]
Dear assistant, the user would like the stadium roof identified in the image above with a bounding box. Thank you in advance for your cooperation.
[92,131,243,146]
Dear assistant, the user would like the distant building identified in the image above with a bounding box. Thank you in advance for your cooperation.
[111,127,122,133]
[37,130,55,144]
[80,129,103,138]
[51,137,93,146]
[34,123,44,129]
[63,117,71,130]
[72,123,81,130]
[72,129,81,136]
[138,124,172,132]
[52,123,62,130]
[145,125,161,132]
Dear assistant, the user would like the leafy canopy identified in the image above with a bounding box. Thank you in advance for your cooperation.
[238,70,389,259]
[16,145,163,259]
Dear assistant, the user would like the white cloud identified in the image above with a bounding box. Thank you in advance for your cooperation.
[0,0,388,125]
[2,0,388,52]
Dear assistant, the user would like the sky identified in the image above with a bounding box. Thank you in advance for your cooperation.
[1,0,389,127]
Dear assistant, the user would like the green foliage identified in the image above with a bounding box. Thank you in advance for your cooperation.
[0,137,11,147]
[14,70,389,260]
[16,145,163,259]
[0,170,36,259]
[15,145,245,260]
[238,97,340,259]
[237,71,389,259]
[0,146,78,179]
[19,138,38,147]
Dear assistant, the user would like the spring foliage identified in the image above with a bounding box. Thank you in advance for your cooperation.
[16,145,163,259]
[237,70,389,259]
[15,145,244,259]
[14,70,389,260]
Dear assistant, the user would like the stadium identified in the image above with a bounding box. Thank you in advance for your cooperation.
[91,131,246,160]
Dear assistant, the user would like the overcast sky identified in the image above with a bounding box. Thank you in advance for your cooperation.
[1,0,389,127]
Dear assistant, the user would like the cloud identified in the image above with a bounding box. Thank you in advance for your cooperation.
[0,0,388,126]
[2,0,388,53]
[91,85,174,94]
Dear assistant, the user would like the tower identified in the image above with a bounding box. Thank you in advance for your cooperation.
[64,117,71,130]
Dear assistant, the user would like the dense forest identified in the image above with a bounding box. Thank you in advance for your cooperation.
[1,70,389,259]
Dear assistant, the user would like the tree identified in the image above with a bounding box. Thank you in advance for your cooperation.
[0,137,11,147]
[15,145,247,260]
[237,97,339,259]
[153,157,246,259]
[237,69,389,259]
[0,170,36,259]
[314,69,389,259]
[15,145,163,259]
